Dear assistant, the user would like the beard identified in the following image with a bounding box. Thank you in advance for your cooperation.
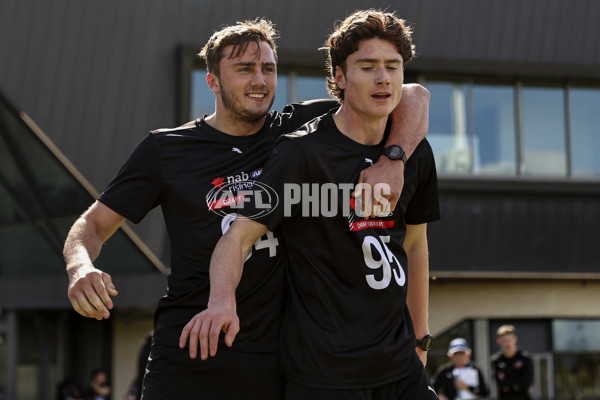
[220,82,275,123]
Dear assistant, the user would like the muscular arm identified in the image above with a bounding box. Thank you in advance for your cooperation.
[404,222,430,366]
[179,216,268,360]
[63,201,124,320]
[357,84,430,216]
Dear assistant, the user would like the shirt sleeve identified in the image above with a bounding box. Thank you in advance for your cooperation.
[271,99,338,137]
[98,133,163,223]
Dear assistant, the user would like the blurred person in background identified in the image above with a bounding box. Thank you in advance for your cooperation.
[432,338,488,400]
[85,368,111,400]
[492,325,533,400]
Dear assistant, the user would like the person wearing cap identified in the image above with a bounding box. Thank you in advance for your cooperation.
[432,338,489,400]
[492,325,534,399]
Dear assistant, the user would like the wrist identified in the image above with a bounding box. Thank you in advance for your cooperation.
[383,144,407,164]
[207,294,237,311]
[415,334,434,351]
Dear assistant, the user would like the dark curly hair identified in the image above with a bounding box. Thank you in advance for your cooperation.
[322,9,415,102]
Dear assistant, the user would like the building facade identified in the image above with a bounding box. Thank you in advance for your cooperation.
[1,0,599,398]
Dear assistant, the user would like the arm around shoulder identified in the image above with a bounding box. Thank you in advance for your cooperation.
[357,84,430,215]
[388,83,430,157]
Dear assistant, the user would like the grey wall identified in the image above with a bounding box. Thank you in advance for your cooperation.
[2,0,599,266]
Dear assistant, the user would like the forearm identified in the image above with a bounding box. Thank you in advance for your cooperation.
[387,83,430,158]
[207,234,252,309]
[208,218,268,308]
[64,218,104,270]
[407,249,430,338]
[63,201,124,271]
[405,224,430,338]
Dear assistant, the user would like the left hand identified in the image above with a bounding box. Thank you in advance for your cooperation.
[353,157,404,218]
[454,379,469,390]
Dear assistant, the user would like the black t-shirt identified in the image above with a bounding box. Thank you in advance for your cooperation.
[241,112,440,388]
[98,100,337,351]
[492,349,533,399]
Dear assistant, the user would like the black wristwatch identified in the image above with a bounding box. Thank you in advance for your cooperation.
[416,334,434,351]
[383,144,407,164]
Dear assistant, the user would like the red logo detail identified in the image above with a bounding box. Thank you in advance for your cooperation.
[350,197,356,210]
[211,177,225,188]
[208,194,247,210]
[349,220,395,231]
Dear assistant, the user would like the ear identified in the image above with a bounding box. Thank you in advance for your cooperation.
[334,65,346,91]
[207,72,221,95]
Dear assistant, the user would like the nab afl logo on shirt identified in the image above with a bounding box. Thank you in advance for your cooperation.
[205,169,278,219]
[251,168,263,179]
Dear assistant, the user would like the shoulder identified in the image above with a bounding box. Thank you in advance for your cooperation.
[276,113,330,147]
[518,349,533,360]
[151,119,198,137]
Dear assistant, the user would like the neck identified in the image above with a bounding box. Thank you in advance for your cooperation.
[332,104,387,145]
[504,347,518,358]
[205,107,266,136]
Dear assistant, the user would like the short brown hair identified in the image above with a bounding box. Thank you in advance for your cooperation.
[496,324,516,337]
[199,18,278,78]
[322,9,415,102]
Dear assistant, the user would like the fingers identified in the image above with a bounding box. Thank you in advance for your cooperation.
[68,270,116,320]
[179,311,240,360]
[69,289,105,320]
[355,169,366,186]
[102,272,119,297]
[179,319,193,351]
[353,181,396,218]
[224,321,240,347]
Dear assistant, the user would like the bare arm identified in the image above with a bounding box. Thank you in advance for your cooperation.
[64,201,124,320]
[179,216,268,360]
[356,84,430,216]
[404,222,430,366]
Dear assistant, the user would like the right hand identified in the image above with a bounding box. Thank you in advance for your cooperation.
[179,304,240,360]
[67,263,118,320]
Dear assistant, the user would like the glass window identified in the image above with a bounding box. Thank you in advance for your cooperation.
[0,94,161,275]
[521,86,567,176]
[553,319,600,351]
[295,75,330,102]
[554,353,600,399]
[569,87,600,178]
[190,69,214,119]
[472,85,517,175]
[426,81,472,174]
[271,75,288,113]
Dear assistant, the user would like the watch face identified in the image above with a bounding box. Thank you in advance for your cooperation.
[424,335,434,350]
[388,145,404,160]
[388,146,402,158]
[418,335,434,351]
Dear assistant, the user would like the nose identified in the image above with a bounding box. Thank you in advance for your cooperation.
[251,70,266,87]
[375,66,390,86]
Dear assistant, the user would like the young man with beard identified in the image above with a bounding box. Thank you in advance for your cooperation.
[183,10,440,400]
[64,18,429,399]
